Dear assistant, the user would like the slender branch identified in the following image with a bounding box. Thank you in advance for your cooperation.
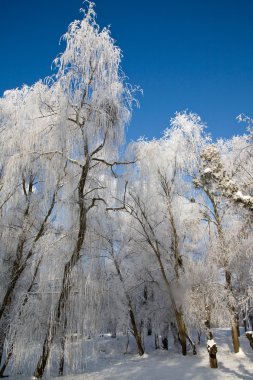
[30,151,83,168]
[92,158,135,177]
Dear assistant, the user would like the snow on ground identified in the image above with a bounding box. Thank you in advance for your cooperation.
[7,329,253,380]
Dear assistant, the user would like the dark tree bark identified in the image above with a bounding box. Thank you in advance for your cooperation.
[225,270,240,353]
[162,337,168,350]
[34,162,89,378]
[246,332,253,350]
[207,342,218,369]
[154,334,159,349]
[0,188,57,368]
[110,318,117,338]
[58,317,67,376]
[147,318,152,336]
[0,257,42,376]
[111,253,144,356]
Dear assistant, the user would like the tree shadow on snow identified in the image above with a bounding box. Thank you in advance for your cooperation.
[218,362,252,380]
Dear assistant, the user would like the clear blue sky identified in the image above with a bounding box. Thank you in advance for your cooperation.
[1,0,253,141]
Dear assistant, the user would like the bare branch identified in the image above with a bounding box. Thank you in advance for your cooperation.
[92,158,135,177]
[30,151,83,168]
[87,197,107,212]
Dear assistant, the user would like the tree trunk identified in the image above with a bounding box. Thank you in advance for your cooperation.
[126,189,189,357]
[225,270,240,353]
[0,344,13,377]
[0,320,8,366]
[129,308,144,356]
[0,257,42,376]
[0,188,57,324]
[175,309,187,355]
[154,252,188,356]
[246,332,253,349]
[155,334,159,349]
[124,331,129,354]
[58,335,66,376]
[202,187,240,355]
[34,256,83,377]
[236,313,240,337]
[34,163,89,378]
[205,305,214,340]
[171,322,178,345]
[162,336,168,350]
[109,317,117,338]
[227,280,240,352]
[34,330,54,379]
[0,188,57,369]
[231,322,240,353]
[147,318,152,336]
[242,310,247,332]
[205,304,218,368]
[197,331,201,345]
[58,317,67,376]
[112,252,144,356]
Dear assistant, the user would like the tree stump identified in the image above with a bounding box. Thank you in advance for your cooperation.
[207,340,218,368]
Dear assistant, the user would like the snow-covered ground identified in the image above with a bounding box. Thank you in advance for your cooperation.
[7,329,253,380]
